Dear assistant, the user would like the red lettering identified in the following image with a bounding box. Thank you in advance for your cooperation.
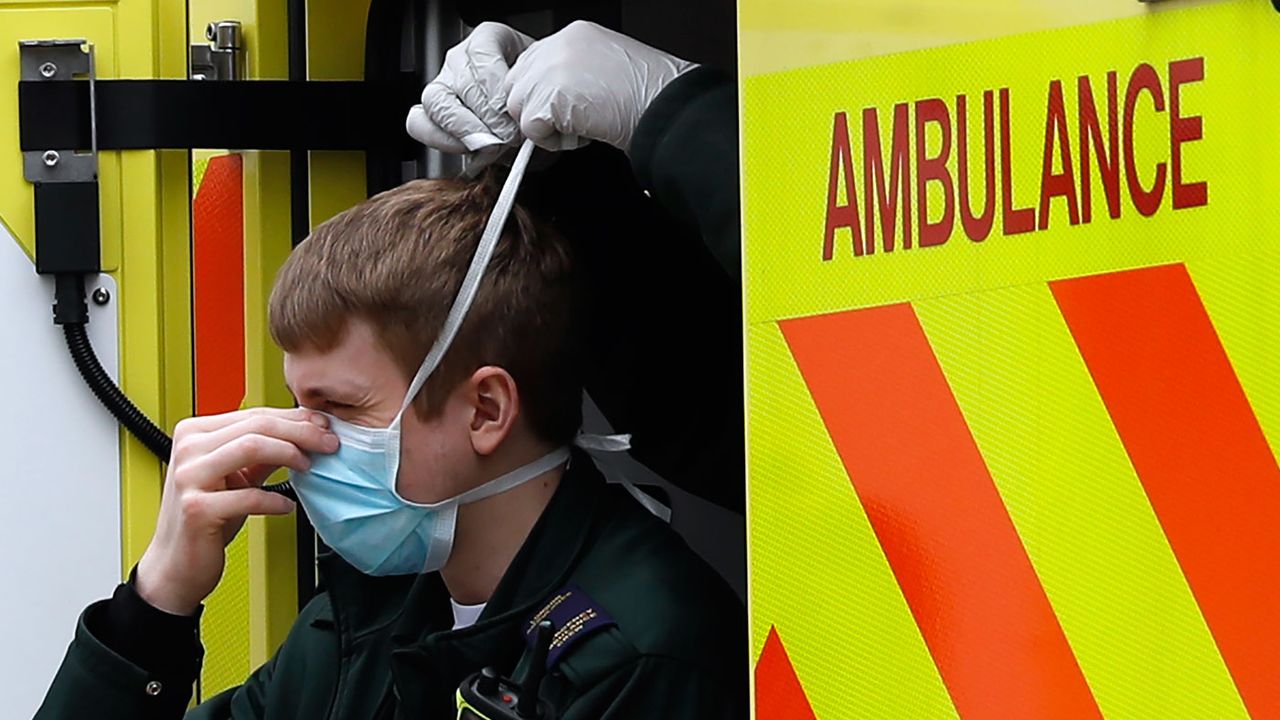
[1124,63,1168,217]
[1169,57,1208,209]
[863,103,913,253]
[999,88,1036,235]
[957,92,996,242]
[819,59,1205,264]
[1079,72,1122,223]
[1038,80,1081,229]
[915,98,955,248]
[824,112,863,260]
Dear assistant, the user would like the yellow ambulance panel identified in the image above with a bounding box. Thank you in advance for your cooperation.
[742,1,1280,717]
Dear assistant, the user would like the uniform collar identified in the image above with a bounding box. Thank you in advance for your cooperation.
[382,449,608,716]
[388,447,606,642]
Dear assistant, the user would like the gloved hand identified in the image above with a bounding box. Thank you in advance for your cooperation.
[503,21,697,152]
[406,22,535,156]
[407,20,697,161]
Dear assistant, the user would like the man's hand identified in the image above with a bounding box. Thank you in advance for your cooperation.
[408,21,696,161]
[135,408,338,616]
[406,22,535,158]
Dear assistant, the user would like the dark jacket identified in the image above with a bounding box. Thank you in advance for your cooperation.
[36,66,744,720]
[36,453,746,719]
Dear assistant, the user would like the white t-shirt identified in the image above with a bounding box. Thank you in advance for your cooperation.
[451,598,487,631]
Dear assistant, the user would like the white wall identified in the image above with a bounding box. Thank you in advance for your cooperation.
[0,223,121,718]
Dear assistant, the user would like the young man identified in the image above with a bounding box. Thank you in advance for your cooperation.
[36,175,746,718]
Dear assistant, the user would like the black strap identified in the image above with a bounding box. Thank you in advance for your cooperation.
[19,78,422,152]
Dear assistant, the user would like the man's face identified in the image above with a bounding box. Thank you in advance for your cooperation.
[283,317,480,504]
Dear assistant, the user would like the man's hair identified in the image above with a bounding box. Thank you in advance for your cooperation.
[268,176,582,445]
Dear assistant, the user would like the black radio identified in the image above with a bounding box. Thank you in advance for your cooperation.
[456,621,554,720]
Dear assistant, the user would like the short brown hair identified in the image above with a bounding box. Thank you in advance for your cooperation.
[268,176,581,444]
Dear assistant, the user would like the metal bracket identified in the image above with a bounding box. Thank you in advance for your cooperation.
[19,40,97,184]
[191,20,245,81]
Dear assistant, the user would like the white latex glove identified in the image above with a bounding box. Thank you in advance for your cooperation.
[406,22,535,156]
[504,21,697,153]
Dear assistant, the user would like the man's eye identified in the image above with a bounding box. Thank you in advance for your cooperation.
[325,400,355,410]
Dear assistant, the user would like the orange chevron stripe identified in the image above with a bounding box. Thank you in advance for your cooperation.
[193,154,246,415]
[781,305,1102,720]
[756,627,819,720]
[1053,264,1280,718]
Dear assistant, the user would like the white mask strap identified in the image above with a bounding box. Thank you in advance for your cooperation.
[398,139,538,419]
[574,433,673,522]
[452,446,572,506]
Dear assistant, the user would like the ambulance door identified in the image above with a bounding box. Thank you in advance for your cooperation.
[741,1,1280,718]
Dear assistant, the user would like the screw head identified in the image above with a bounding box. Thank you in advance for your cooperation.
[91,287,111,306]
[206,23,218,41]
[38,61,57,78]
[42,150,60,167]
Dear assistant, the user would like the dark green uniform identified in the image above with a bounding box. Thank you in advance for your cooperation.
[36,452,746,718]
[36,66,744,719]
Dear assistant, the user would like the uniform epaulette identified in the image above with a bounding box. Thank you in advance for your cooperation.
[525,586,616,668]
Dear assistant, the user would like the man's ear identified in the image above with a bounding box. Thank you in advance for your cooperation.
[466,366,520,456]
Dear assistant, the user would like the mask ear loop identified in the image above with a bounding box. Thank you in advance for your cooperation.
[386,139,538,494]
[396,139,538,422]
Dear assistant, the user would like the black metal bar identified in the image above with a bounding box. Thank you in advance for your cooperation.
[19,79,420,152]
[288,0,319,611]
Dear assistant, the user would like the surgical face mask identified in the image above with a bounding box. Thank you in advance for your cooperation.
[295,415,571,576]
[289,140,568,576]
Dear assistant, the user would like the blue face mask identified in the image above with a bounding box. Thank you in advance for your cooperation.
[294,414,570,576]
[289,140,571,576]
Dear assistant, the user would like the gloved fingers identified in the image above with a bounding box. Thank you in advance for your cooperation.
[407,103,514,166]
[510,80,592,151]
[452,80,520,143]
[462,22,536,71]
[502,20,696,152]
[500,37,547,120]
[519,114,588,152]
[504,53,571,150]
[428,22,532,146]
[420,81,508,152]
[461,144,513,178]
[456,23,535,139]
[405,104,469,154]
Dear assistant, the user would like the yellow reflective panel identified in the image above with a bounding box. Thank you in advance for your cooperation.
[916,284,1249,719]
[747,322,958,719]
[740,0,1215,77]
[742,0,1273,325]
[743,1,1280,717]
[1189,260,1280,497]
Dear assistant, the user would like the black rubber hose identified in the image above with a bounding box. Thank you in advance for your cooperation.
[63,322,174,462]
[57,276,296,500]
